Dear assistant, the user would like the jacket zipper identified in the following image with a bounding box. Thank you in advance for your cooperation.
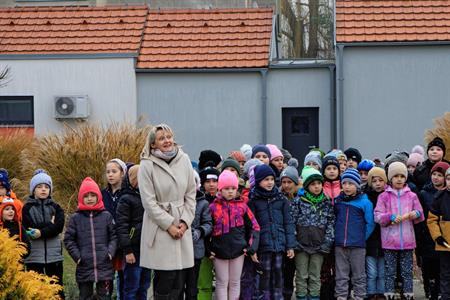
[41,201,47,264]
[89,212,98,282]
[344,206,349,247]
[397,191,403,249]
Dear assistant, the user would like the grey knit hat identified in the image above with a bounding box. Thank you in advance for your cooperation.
[280,158,299,184]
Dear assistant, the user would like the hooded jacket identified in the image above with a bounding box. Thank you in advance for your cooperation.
[374,185,424,250]
[64,177,117,283]
[248,186,296,253]
[0,191,23,221]
[116,172,145,257]
[291,189,335,254]
[0,200,30,254]
[209,194,260,259]
[427,189,450,252]
[22,195,64,264]
[191,190,213,260]
[334,192,375,248]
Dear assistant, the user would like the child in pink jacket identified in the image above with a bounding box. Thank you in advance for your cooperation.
[374,162,424,300]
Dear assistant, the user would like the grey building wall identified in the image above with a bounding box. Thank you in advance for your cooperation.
[341,45,450,159]
[266,67,332,152]
[137,72,262,159]
[137,67,333,161]
[0,57,137,134]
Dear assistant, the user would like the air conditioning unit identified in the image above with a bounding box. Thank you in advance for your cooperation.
[54,96,89,120]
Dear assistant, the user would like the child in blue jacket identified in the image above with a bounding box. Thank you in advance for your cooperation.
[334,168,374,300]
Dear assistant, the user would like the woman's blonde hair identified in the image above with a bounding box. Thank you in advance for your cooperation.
[148,123,174,149]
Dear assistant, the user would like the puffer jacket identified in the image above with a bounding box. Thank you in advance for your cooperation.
[291,189,335,254]
[192,190,212,260]
[374,185,424,250]
[102,186,122,221]
[365,187,383,257]
[115,175,144,256]
[209,194,259,259]
[334,192,375,248]
[22,196,64,264]
[64,177,117,283]
[418,183,440,258]
[248,186,296,253]
[323,180,341,204]
[427,189,450,252]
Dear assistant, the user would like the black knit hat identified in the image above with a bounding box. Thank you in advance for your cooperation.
[427,137,446,156]
[344,147,362,163]
[199,167,220,186]
[198,150,222,170]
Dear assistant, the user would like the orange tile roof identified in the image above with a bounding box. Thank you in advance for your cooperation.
[137,8,273,69]
[0,5,148,55]
[336,1,450,43]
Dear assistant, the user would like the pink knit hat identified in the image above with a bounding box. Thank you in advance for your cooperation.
[266,144,283,161]
[218,170,238,191]
[407,153,424,167]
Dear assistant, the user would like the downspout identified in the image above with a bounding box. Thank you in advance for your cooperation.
[260,69,268,144]
[329,64,336,148]
[336,44,345,149]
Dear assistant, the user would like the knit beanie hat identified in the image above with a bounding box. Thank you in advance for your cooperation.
[407,153,424,167]
[304,151,322,169]
[240,144,253,161]
[384,151,409,172]
[326,149,347,161]
[344,147,362,163]
[280,158,299,184]
[430,161,450,176]
[229,151,246,163]
[387,161,408,182]
[0,168,11,191]
[322,156,340,172]
[243,158,263,177]
[218,170,239,191]
[30,169,53,194]
[301,166,323,189]
[357,159,375,172]
[109,158,127,175]
[411,145,425,156]
[198,150,222,170]
[341,168,361,188]
[251,144,271,160]
[199,167,220,186]
[221,158,241,176]
[266,144,283,161]
[427,136,446,156]
[368,167,387,186]
[280,148,292,164]
[128,165,139,189]
[254,164,275,186]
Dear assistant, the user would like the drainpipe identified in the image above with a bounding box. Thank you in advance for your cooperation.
[329,64,336,148]
[260,69,268,144]
[336,44,345,149]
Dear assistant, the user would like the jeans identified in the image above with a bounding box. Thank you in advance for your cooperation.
[123,262,151,300]
[366,256,385,296]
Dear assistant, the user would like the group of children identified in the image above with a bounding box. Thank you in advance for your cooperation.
[0,136,449,300]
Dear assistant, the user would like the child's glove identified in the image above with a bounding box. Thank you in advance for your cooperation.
[27,228,41,239]
[436,236,449,247]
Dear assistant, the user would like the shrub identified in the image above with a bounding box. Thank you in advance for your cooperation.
[20,121,151,215]
[0,229,62,299]
[425,112,450,162]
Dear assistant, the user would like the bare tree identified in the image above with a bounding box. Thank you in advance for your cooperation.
[0,66,10,88]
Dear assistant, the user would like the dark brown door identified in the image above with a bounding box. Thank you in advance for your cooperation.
[282,107,319,167]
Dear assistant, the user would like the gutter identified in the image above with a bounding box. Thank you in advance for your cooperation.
[0,53,138,60]
[336,44,344,149]
[338,41,450,47]
[329,64,336,148]
[260,68,268,144]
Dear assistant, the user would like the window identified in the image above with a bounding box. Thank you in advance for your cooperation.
[0,96,34,126]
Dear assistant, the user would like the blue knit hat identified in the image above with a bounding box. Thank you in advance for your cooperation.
[357,159,375,172]
[254,164,275,186]
[251,144,271,160]
[30,169,53,194]
[0,169,11,191]
[341,168,361,188]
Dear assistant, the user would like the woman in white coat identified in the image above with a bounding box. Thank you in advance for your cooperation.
[138,124,196,300]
